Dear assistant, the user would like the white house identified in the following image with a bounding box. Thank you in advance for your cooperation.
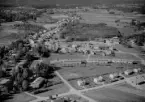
[93,76,103,84]
[109,73,119,79]
[124,69,133,75]
[133,68,141,73]
[77,79,86,86]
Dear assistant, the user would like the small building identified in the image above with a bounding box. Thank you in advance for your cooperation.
[77,79,86,86]
[133,68,141,73]
[94,76,103,84]
[109,73,119,79]
[124,69,133,75]
[30,77,45,88]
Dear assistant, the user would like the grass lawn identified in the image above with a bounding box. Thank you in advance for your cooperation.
[84,86,145,102]
[5,93,36,102]
[37,83,69,97]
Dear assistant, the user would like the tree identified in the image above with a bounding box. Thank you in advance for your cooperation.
[37,45,50,57]
[16,73,23,85]
[22,68,29,79]
[22,80,29,91]
[0,67,4,78]
[25,53,37,61]
[35,63,53,78]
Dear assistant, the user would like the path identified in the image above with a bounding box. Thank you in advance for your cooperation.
[55,71,96,102]
[26,46,145,102]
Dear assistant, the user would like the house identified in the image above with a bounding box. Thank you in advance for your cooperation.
[133,68,141,73]
[124,69,133,75]
[30,77,45,88]
[94,76,103,84]
[109,73,119,79]
[77,79,86,86]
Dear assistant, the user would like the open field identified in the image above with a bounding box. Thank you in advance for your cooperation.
[37,83,69,97]
[50,14,68,20]
[90,52,140,60]
[84,83,145,102]
[57,62,142,80]
[5,93,36,102]
[49,53,87,61]
[114,44,141,53]
[64,94,89,102]
[61,22,121,40]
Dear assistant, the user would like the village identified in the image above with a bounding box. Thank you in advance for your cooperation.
[0,2,145,102]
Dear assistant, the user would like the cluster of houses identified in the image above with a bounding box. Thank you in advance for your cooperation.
[51,58,140,66]
[57,38,119,55]
[77,68,142,88]
[28,15,80,52]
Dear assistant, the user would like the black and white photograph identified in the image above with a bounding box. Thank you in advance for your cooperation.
[0,0,145,102]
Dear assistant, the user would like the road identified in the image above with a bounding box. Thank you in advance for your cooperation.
[55,71,96,102]
[26,46,145,102]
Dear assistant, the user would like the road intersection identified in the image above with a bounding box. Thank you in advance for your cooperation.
[25,49,145,102]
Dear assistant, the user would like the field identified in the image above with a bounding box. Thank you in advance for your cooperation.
[48,53,87,61]
[5,93,36,102]
[37,83,69,97]
[64,94,89,102]
[114,44,141,53]
[61,22,121,40]
[57,62,142,80]
[0,25,19,46]
[90,52,140,60]
[84,83,145,102]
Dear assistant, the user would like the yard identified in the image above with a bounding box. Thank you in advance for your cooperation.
[37,83,69,97]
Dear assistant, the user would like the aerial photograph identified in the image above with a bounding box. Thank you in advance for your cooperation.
[0,0,145,102]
